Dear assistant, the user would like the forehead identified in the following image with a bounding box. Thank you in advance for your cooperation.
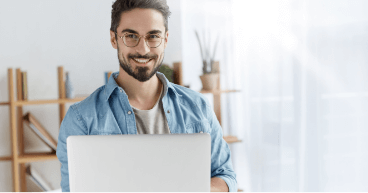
[118,8,165,34]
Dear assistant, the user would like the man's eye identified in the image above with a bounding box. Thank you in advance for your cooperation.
[149,34,160,39]
[126,34,138,39]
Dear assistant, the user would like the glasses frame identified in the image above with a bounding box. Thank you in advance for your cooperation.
[115,32,165,48]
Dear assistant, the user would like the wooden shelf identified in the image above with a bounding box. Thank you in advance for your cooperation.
[0,156,12,161]
[223,135,242,144]
[0,97,86,107]
[14,97,87,106]
[18,152,57,163]
[0,101,9,106]
[0,152,58,163]
[199,89,240,94]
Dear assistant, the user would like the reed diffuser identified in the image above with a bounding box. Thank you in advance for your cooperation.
[195,30,220,90]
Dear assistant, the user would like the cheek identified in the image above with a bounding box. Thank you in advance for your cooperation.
[118,46,129,59]
[156,48,165,59]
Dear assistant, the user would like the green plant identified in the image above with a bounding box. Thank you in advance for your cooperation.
[158,64,174,82]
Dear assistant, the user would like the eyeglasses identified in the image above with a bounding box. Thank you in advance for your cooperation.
[115,32,165,48]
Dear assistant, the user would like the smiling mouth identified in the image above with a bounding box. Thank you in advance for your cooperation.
[132,58,153,64]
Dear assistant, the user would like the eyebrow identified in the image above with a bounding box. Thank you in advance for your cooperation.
[121,29,163,35]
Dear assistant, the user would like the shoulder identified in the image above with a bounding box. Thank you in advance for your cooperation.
[170,83,211,111]
[69,85,106,116]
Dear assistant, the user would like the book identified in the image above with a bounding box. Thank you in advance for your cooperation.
[23,112,57,151]
[26,165,52,191]
[22,71,28,100]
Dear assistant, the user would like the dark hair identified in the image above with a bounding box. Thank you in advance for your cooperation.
[110,0,171,33]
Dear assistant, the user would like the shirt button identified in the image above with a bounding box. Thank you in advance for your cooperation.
[127,111,132,115]
[167,110,170,113]
[200,131,203,133]
[120,89,123,92]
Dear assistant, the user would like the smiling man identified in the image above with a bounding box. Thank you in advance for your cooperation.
[56,0,237,192]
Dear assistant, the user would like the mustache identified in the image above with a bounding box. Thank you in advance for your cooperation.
[128,53,158,60]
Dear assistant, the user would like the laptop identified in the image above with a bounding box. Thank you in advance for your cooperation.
[67,134,211,192]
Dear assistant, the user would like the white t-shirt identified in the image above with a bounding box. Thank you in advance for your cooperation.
[131,79,170,134]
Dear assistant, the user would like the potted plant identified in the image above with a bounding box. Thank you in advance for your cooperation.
[195,30,220,90]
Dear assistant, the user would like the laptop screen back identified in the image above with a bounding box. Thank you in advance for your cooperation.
[67,134,211,192]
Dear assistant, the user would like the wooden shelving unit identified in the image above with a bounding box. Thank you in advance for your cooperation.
[0,66,86,192]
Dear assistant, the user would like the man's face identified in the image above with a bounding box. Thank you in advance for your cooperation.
[110,8,169,82]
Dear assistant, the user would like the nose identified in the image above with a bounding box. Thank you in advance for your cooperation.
[134,36,151,56]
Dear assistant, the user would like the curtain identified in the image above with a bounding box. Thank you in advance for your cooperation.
[182,0,368,191]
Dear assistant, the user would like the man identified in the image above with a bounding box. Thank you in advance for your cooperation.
[56,0,237,192]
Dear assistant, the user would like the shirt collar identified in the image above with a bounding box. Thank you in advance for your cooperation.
[104,71,181,101]
[156,72,181,98]
[104,72,120,101]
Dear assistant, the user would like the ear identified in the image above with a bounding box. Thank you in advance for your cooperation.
[110,30,118,49]
[164,31,169,49]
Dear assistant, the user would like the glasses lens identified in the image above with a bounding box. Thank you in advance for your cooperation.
[123,33,139,47]
[146,34,162,48]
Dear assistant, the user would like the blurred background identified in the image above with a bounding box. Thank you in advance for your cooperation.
[1,0,368,191]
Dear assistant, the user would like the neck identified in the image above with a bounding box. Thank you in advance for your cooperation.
[115,68,162,110]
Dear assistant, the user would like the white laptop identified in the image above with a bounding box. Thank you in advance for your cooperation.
[67,134,211,192]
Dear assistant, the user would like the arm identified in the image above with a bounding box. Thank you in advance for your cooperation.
[56,105,88,192]
[205,100,238,192]
[211,177,230,192]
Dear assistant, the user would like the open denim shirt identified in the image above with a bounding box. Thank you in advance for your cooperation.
[56,72,237,192]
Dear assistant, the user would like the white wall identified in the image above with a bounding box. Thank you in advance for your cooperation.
[229,0,368,191]
[0,0,182,191]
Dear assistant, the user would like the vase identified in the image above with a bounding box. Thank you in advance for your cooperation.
[200,73,219,91]
[65,72,75,99]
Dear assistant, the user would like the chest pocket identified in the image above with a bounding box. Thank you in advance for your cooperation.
[88,111,123,135]
[89,119,123,135]
[185,121,211,134]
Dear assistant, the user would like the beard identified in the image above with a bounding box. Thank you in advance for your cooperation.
[117,45,164,82]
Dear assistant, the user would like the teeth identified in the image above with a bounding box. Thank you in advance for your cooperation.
[133,58,150,64]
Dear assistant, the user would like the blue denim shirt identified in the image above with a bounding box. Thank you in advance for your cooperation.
[56,72,237,192]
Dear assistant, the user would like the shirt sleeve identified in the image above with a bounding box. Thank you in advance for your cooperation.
[56,105,88,192]
[206,101,238,192]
